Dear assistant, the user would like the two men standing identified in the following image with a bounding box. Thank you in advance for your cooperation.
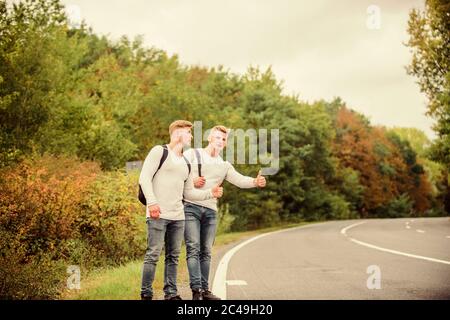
[139,121,266,300]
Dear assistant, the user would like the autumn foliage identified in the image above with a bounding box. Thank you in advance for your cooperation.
[0,156,145,299]
[333,107,432,216]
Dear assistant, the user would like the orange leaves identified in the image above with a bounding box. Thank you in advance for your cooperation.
[0,155,101,249]
[0,154,145,276]
[333,107,432,214]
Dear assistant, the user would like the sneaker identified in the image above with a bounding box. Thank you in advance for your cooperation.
[202,290,221,300]
[140,294,153,300]
[164,294,183,300]
[192,289,203,300]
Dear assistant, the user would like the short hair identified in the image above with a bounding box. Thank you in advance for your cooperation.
[211,125,228,135]
[169,120,193,135]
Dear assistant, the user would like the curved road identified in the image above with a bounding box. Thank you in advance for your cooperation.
[212,217,450,299]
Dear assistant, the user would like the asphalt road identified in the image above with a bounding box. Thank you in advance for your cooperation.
[216,217,450,299]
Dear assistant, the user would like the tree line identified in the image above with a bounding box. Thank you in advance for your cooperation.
[0,0,448,299]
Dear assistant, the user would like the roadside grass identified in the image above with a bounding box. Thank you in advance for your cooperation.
[62,221,317,300]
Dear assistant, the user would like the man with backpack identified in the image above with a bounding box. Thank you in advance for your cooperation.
[139,120,223,300]
[183,125,267,300]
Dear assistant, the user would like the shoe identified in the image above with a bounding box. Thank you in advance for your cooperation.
[164,294,183,300]
[140,294,153,300]
[192,289,203,300]
[202,290,221,300]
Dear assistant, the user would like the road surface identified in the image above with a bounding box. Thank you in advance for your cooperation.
[212,217,450,299]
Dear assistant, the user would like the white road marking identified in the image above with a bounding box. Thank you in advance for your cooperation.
[226,280,247,286]
[416,229,425,233]
[340,221,366,236]
[446,236,450,239]
[406,226,411,229]
[341,222,450,266]
[211,223,321,300]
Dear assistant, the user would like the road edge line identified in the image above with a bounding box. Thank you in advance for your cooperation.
[211,223,321,300]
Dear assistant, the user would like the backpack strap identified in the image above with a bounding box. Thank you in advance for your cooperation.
[194,148,202,177]
[152,144,169,180]
[155,144,190,180]
[183,155,191,181]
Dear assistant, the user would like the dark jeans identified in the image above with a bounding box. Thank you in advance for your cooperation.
[184,202,217,290]
[141,217,185,298]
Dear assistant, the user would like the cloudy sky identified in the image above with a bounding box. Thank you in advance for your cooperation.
[61,0,435,139]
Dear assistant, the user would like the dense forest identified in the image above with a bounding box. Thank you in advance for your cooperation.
[0,0,448,298]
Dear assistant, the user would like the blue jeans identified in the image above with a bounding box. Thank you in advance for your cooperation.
[184,202,217,290]
[141,217,185,298]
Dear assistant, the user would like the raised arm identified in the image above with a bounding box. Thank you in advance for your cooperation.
[224,162,256,189]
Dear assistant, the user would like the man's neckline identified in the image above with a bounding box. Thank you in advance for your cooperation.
[201,147,221,158]
[166,144,184,158]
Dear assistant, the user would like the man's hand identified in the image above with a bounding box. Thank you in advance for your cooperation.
[194,176,206,188]
[211,182,223,198]
[148,204,161,219]
[253,170,266,188]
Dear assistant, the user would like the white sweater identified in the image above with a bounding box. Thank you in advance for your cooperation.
[183,148,255,212]
[139,145,213,220]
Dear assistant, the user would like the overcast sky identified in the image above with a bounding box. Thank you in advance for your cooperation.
[60,0,435,139]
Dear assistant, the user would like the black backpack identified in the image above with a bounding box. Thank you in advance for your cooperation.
[138,145,191,205]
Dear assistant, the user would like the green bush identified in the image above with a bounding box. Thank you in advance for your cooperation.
[0,230,66,299]
[377,193,414,218]
[300,186,355,221]
[216,203,235,235]
[77,170,146,267]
